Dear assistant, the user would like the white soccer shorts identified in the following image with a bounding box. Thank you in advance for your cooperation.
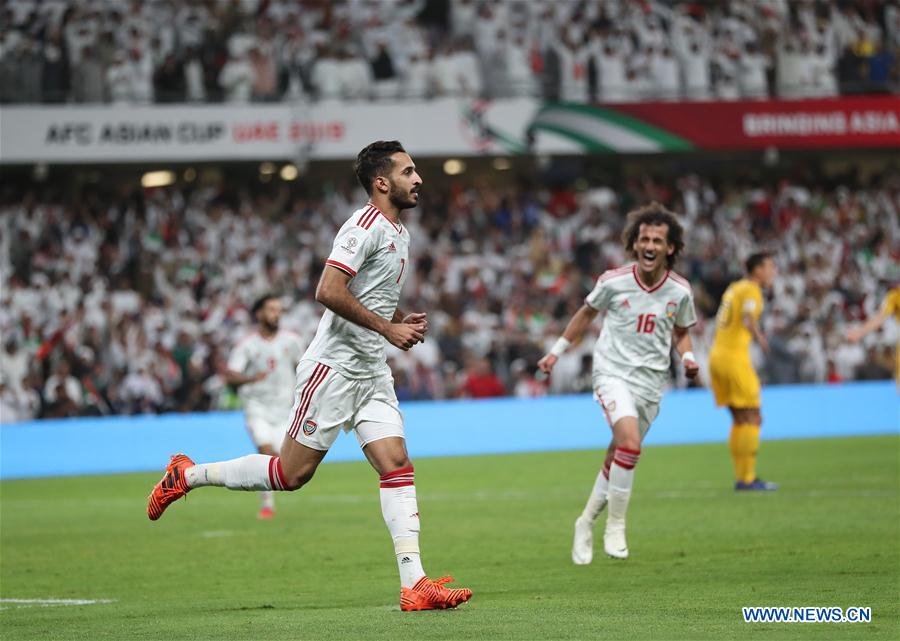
[285,360,404,451]
[244,410,289,452]
[592,374,660,439]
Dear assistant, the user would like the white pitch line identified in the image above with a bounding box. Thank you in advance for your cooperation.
[0,598,115,610]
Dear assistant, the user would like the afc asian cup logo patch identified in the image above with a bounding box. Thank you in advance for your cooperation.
[666,301,678,319]
[302,418,318,436]
[340,236,358,254]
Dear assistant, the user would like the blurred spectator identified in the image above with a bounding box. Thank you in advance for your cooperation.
[219,46,254,103]
[154,54,185,103]
[106,51,135,102]
[371,41,400,100]
[336,47,372,101]
[311,45,341,100]
[460,357,506,399]
[43,361,83,411]
[73,45,106,103]
[738,41,771,98]
[249,45,279,102]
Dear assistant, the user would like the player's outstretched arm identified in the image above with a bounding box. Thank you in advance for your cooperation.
[316,266,424,351]
[673,325,699,380]
[537,304,598,374]
[847,308,890,343]
[222,369,267,387]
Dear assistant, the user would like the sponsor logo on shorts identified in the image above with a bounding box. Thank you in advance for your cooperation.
[603,399,616,412]
[302,418,318,436]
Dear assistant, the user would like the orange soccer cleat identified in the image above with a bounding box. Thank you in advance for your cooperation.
[258,506,275,520]
[147,454,194,521]
[400,576,473,611]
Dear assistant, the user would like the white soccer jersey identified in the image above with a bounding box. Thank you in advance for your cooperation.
[227,330,305,420]
[585,263,697,403]
[302,202,411,378]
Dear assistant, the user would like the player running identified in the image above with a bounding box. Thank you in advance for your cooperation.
[708,252,778,491]
[846,284,900,389]
[538,203,699,562]
[223,294,304,519]
[147,141,472,612]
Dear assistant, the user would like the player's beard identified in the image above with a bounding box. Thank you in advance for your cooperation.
[261,318,279,334]
[388,182,418,210]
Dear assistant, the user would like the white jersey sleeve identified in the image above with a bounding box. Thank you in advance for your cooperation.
[325,221,379,278]
[227,338,251,373]
[585,266,631,312]
[675,286,698,327]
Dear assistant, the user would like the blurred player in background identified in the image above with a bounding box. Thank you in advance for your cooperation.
[846,285,900,389]
[223,294,304,519]
[148,141,472,612]
[538,203,698,562]
[708,252,778,491]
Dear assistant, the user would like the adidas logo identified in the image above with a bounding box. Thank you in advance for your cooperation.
[400,556,412,564]
[387,242,396,252]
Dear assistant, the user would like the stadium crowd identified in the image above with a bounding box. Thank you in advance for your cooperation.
[1,0,898,105]
[1,162,897,421]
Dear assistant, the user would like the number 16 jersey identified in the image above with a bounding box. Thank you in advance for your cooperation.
[585,264,697,403]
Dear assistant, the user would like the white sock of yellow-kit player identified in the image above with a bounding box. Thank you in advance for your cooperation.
[185,454,287,491]
[580,461,611,524]
[380,466,426,588]
[606,448,640,529]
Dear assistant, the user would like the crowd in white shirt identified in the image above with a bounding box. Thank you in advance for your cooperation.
[1,0,897,104]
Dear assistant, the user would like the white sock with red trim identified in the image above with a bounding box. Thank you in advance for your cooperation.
[379,466,425,588]
[185,455,288,491]
[260,491,275,510]
[581,461,611,524]
[606,448,640,528]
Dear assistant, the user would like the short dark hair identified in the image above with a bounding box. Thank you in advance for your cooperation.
[621,202,685,269]
[355,140,406,195]
[251,293,279,318]
[745,251,774,274]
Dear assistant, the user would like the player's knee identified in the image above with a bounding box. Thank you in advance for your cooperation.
[379,455,412,476]
[282,463,317,491]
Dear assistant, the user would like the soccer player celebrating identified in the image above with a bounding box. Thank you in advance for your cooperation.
[223,294,304,519]
[147,141,472,611]
[846,284,900,389]
[538,203,698,562]
[708,252,778,491]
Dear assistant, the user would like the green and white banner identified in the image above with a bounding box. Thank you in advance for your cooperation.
[527,103,695,153]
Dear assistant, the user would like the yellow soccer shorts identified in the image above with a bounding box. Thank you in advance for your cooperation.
[709,351,761,409]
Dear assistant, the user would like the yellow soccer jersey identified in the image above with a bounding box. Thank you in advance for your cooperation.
[711,279,764,355]
[882,287,900,322]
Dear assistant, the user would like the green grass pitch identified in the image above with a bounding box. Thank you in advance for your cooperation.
[1,435,898,640]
